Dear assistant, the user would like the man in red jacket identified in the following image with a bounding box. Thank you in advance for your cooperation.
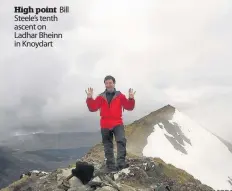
[85,75,135,172]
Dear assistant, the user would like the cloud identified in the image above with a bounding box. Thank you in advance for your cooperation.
[0,0,232,141]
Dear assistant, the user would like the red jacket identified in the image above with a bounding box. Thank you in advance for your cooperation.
[86,90,135,128]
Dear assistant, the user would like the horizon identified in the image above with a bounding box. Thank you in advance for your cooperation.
[2,103,231,146]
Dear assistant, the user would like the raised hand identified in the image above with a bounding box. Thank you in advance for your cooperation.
[85,87,94,98]
[129,88,136,99]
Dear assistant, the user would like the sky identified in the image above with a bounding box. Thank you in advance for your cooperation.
[0,0,231,141]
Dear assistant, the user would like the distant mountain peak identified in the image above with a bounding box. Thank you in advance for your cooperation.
[160,104,176,110]
[149,104,176,117]
[131,104,176,127]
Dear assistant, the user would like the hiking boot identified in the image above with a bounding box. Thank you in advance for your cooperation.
[98,165,118,174]
[106,165,118,173]
[116,163,129,170]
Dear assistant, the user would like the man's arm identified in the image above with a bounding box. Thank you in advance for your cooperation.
[86,96,101,112]
[120,94,135,111]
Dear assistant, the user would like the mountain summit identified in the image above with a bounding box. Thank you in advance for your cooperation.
[1,105,232,190]
[125,105,232,190]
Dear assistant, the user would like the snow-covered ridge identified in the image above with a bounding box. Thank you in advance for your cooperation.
[143,109,232,190]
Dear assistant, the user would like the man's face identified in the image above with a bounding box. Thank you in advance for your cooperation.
[105,79,115,92]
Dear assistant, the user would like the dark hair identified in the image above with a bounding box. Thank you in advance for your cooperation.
[104,75,115,83]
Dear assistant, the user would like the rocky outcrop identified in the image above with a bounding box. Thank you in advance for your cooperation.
[1,154,213,191]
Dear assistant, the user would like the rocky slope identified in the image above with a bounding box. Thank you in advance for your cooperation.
[1,142,213,191]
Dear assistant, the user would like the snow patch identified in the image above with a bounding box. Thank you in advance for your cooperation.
[143,109,232,190]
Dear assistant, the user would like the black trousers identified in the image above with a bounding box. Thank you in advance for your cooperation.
[101,125,127,168]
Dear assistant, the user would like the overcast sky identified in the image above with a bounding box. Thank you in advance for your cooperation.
[0,0,231,141]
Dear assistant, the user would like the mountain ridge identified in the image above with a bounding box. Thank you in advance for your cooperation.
[0,145,213,191]
[1,104,232,190]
